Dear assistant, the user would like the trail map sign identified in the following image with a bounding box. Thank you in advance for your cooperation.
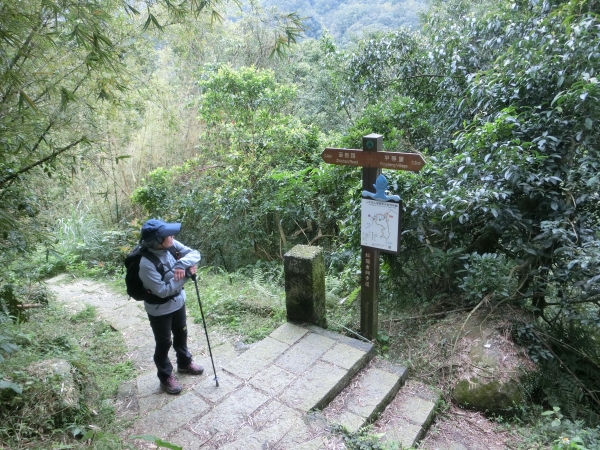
[361,199,401,253]
[321,134,425,340]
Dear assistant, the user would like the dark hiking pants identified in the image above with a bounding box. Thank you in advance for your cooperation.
[147,305,192,382]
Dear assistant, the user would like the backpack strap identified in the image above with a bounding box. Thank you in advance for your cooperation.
[140,247,183,280]
[140,249,168,280]
[167,247,181,261]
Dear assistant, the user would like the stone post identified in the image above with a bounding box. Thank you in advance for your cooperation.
[284,245,326,328]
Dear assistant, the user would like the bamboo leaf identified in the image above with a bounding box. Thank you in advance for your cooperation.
[18,90,38,111]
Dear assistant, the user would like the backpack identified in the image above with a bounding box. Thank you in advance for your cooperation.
[124,246,181,304]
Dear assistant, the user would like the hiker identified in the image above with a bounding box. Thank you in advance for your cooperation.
[138,219,204,394]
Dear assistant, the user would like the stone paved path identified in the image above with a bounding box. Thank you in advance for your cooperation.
[46,275,439,449]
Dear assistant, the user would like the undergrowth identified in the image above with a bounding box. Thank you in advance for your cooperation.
[185,265,363,345]
[0,303,135,448]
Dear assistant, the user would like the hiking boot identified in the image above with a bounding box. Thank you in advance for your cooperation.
[160,375,182,395]
[178,361,204,375]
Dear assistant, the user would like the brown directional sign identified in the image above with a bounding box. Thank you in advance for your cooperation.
[321,148,426,172]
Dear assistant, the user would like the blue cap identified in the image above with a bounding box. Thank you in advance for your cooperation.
[141,219,181,240]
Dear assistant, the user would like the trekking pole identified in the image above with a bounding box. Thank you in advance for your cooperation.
[191,274,219,387]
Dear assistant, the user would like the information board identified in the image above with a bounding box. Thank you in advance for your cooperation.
[361,199,401,253]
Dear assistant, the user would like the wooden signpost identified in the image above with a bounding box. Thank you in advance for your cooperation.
[321,134,426,340]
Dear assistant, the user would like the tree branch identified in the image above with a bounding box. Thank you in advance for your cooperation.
[0,137,86,187]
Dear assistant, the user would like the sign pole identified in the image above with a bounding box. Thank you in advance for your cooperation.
[320,134,425,341]
[361,134,382,340]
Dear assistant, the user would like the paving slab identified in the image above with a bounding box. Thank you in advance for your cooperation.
[269,321,310,344]
[305,324,374,353]
[275,332,336,375]
[395,394,437,425]
[248,364,296,396]
[223,336,289,380]
[321,342,370,370]
[137,371,163,398]
[127,342,156,371]
[218,400,304,449]
[374,380,440,449]
[345,368,403,421]
[275,415,324,449]
[193,370,242,403]
[190,385,270,434]
[138,392,169,415]
[134,391,210,436]
[167,429,204,450]
[332,409,364,432]
[324,364,406,433]
[121,321,155,350]
[382,417,424,448]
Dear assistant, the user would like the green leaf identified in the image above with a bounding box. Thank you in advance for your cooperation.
[585,118,593,130]
[0,342,19,353]
[0,380,23,394]
[130,435,183,450]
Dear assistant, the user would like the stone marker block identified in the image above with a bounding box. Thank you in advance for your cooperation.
[284,245,326,328]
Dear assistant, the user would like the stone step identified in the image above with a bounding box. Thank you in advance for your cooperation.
[321,361,440,449]
[322,358,408,432]
[373,380,440,449]
[222,322,375,412]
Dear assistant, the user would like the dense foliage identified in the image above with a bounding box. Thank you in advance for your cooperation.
[0,0,231,263]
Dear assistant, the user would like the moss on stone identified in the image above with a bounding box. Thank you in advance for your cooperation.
[452,378,524,415]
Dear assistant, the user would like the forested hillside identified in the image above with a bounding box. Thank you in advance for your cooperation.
[2,0,600,447]
[259,0,425,43]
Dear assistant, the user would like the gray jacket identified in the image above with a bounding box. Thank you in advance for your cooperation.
[138,239,201,316]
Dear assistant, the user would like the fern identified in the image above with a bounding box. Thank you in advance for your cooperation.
[325,274,343,303]
[251,267,280,302]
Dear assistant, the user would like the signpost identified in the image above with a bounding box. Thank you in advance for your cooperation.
[321,148,425,172]
[321,134,425,340]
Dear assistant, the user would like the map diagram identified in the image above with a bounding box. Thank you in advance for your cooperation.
[361,199,400,253]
